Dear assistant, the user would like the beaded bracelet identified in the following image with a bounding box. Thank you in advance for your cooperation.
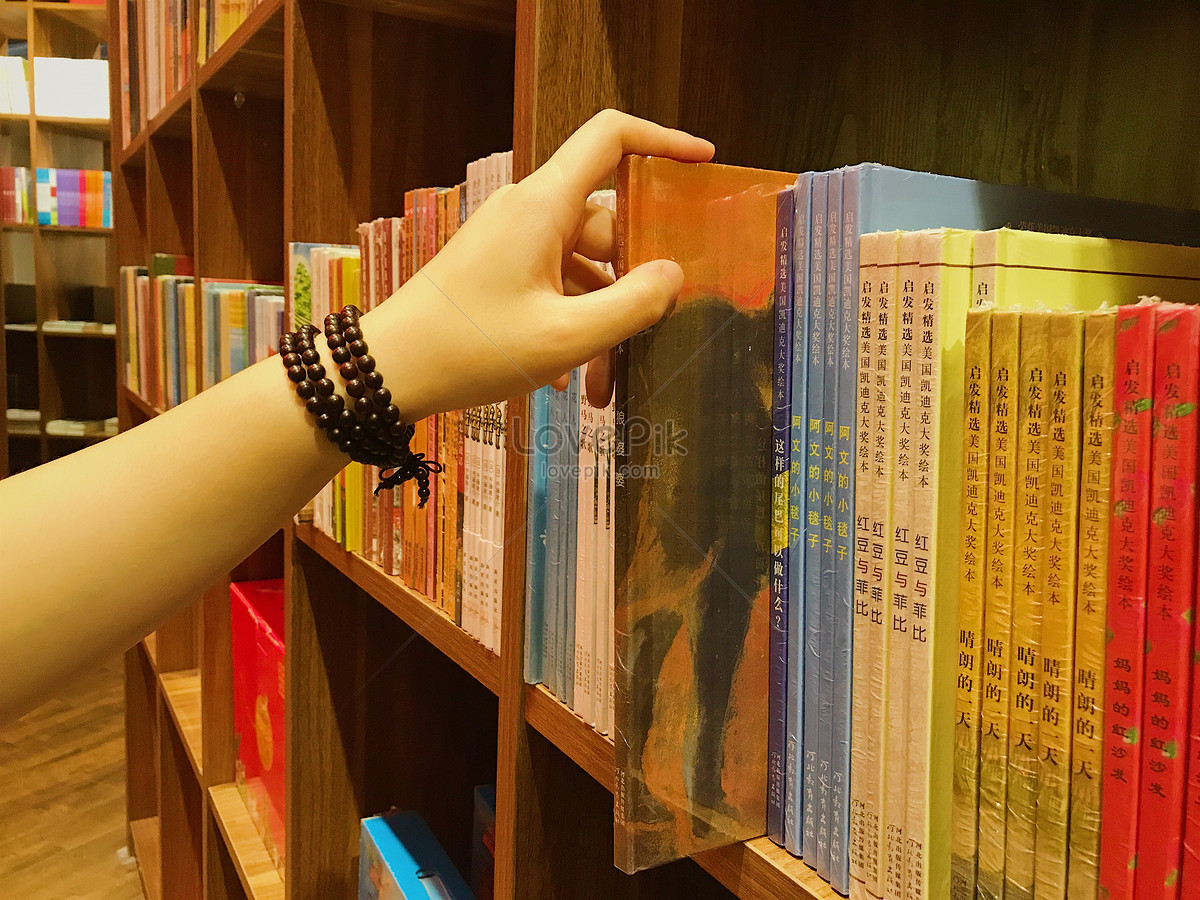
[281,306,440,505]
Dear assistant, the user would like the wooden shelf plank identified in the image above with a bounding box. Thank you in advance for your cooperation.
[0,112,30,126]
[1,222,35,231]
[159,669,204,780]
[208,783,285,900]
[142,633,158,672]
[116,126,148,169]
[39,223,112,235]
[524,683,614,792]
[129,815,163,900]
[147,82,193,141]
[322,0,514,33]
[34,114,109,138]
[197,0,284,101]
[294,520,500,695]
[120,384,163,418]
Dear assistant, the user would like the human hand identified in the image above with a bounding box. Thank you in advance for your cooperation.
[365,109,714,422]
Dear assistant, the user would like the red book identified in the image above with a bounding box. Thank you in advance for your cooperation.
[1135,303,1200,899]
[1183,557,1200,887]
[427,413,438,601]
[1100,301,1158,900]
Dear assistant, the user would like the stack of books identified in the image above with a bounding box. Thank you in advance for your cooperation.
[117,0,141,143]
[301,150,514,651]
[35,168,112,228]
[200,0,269,63]
[0,167,34,224]
[522,190,617,735]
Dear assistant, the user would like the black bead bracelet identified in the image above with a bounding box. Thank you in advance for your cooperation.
[281,306,440,505]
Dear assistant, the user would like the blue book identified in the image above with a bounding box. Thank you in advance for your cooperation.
[562,367,580,708]
[802,172,828,864]
[36,168,50,225]
[768,186,795,844]
[784,172,813,856]
[358,811,474,900]
[545,385,562,699]
[816,168,842,880]
[103,171,112,228]
[162,277,180,408]
[829,166,859,895]
[524,386,552,684]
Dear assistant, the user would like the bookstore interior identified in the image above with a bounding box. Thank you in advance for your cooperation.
[6,1,1200,899]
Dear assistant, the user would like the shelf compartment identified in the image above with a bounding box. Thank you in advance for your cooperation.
[208,783,286,900]
[525,683,613,792]
[198,0,285,101]
[120,383,163,419]
[324,0,515,34]
[148,82,193,143]
[160,669,204,780]
[295,520,501,695]
[129,815,163,900]
[116,126,148,169]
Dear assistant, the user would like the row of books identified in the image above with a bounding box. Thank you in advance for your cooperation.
[118,0,142,143]
[302,150,515,653]
[200,0,264,63]
[143,0,190,121]
[119,254,285,410]
[522,190,617,735]
[36,168,112,228]
[609,155,1200,890]
[0,167,33,224]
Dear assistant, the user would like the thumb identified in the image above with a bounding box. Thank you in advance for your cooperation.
[568,258,684,356]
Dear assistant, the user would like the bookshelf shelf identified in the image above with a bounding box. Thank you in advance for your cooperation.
[119,385,163,418]
[129,815,163,900]
[208,783,286,900]
[1,221,35,231]
[39,223,111,235]
[116,126,148,168]
[325,0,515,33]
[35,115,110,138]
[147,83,193,142]
[159,669,204,780]
[0,112,30,126]
[694,840,841,900]
[196,0,284,100]
[294,520,502,695]
[33,2,107,42]
[524,683,613,792]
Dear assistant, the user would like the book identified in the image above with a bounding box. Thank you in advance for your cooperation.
[1031,309,1085,899]
[613,155,794,872]
[1134,302,1200,900]
[1066,308,1115,900]
[950,305,992,900]
[358,812,473,900]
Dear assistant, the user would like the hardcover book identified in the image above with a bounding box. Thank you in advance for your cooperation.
[614,155,794,872]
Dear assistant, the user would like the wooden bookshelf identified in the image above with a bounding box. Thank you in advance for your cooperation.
[209,783,286,900]
[129,815,163,900]
[0,0,114,478]
[115,0,1200,898]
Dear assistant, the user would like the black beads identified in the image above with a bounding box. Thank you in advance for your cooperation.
[296,380,316,400]
[356,354,376,373]
[373,387,392,408]
[314,378,336,397]
[305,396,323,416]
[339,362,358,380]
[348,339,368,357]
[301,348,320,365]
[355,396,374,416]
[345,378,365,398]
[287,365,307,383]
[307,363,326,381]
[325,394,345,414]
[343,325,362,342]
[364,370,384,391]
[331,344,351,363]
[282,352,302,368]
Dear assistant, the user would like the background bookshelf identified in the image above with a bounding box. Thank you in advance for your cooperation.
[0,0,115,478]
[112,1,1200,898]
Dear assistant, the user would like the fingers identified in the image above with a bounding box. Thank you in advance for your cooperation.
[562,253,614,297]
[584,349,614,408]
[560,258,683,361]
[532,109,714,205]
[575,202,615,263]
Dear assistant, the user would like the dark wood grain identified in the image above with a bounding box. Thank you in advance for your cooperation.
[197,0,285,101]
[148,134,194,257]
[323,0,514,34]
[157,598,201,673]
[160,701,205,900]
[126,643,160,824]
[201,578,236,787]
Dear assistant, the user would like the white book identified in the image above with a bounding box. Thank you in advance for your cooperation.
[33,58,108,119]
[493,401,507,654]
[574,372,595,722]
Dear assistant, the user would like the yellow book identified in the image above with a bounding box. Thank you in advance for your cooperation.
[345,462,363,555]
[183,282,196,401]
[218,288,233,382]
[1032,310,1085,898]
[951,305,992,900]
[1066,308,1115,900]
[904,229,973,900]
[884,230,927,900]
[1005,310,1051,900]
[975,307,1021,900]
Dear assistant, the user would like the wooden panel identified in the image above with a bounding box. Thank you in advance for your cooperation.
[324,0,514,34]
[126,643,160,823]
[359,597,499,881]
[202,577,237,786]
[295,521,500,694]
[131,815,164,900]
[114,162,149,268]
[159,706,204,900]
[206,806,252,900]
[148,133,194,258]
[285,536,368,900]
[195,88,285,282]
[209,783,286,900]
[198,0,285,101]
[161,669,205,781]
[525,684,613,792]
[157,597,201,672]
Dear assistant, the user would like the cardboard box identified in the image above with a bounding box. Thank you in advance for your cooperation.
[231,578,285,873]
[358,812,473,900]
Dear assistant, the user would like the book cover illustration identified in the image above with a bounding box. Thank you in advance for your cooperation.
[614,155,795,872]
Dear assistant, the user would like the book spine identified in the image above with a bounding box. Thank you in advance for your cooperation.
[829,168,857,895]
[951,306,992,900]
[785,171,812,856]
[546,389,562,695]
[769,185,795,844]
[817,168,842,881]
[850,230,877,886]
[1005,309,1051,900]
[861,231,899,900]
[575,373,595,720]
[884,232,922,900]
[563,371,580,707]
[1134,303,1200,900]
[1098,302,1156,900]
[1066,309,1115,900]
[1032,310,1086,899]
[802,172,828,864]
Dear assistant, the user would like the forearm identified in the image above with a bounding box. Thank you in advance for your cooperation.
[0,315,351,722]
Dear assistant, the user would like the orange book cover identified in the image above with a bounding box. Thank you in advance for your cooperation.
[613,155,794,872]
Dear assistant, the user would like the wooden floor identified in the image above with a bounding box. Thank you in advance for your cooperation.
[0,657,145,900]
